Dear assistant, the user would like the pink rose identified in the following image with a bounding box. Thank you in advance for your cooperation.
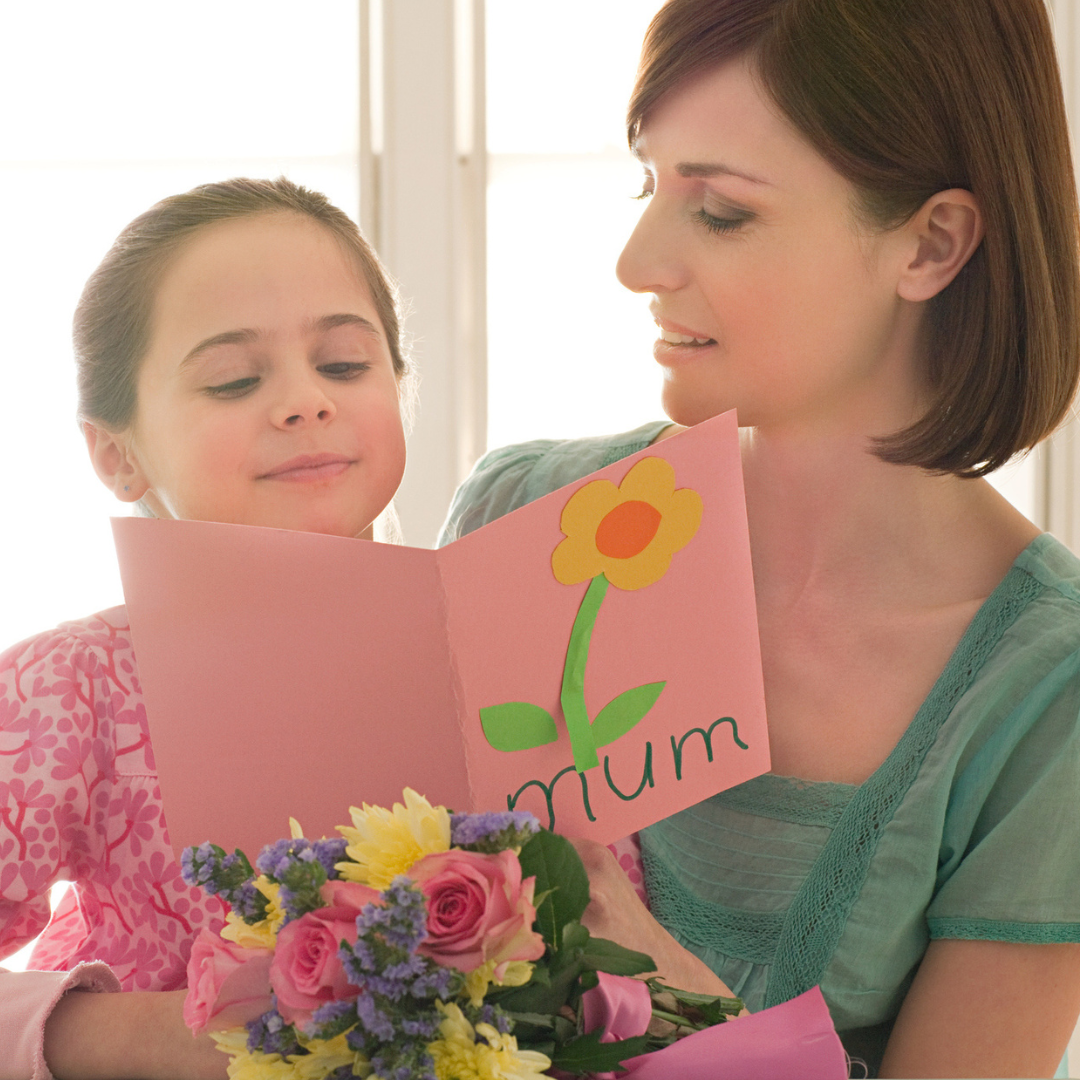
[183,927,274,1036]
[582,971,653,1043]
[409,849,545,974]
[270,880,381,1028]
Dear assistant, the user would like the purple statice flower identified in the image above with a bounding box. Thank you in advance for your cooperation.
[450,810,540,853]
[181,842,263,919]
[307,999,358,1042]
[354,993,395,1042]
[245,1008,301,1057]
[411,966,456,1001]
[256,837,335,921]
[476,1003,513,1034]
[313,837,348,875]
[229,879,267,923]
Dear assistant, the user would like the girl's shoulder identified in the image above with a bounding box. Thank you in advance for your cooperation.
[0,606,133,673]
[438,421,670,545]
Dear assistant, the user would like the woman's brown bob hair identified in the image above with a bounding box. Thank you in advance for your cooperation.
[75,177,406,430]
[629,0,1080,476]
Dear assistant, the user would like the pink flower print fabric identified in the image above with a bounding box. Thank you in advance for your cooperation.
[608,833,649,908]
[0,607,225,992]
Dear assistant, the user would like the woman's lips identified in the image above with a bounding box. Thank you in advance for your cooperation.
[652,314,717,363]
[259,454,354,482]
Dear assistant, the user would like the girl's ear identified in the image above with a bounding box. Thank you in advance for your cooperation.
[83,421,150,502]
[896,189,984,303]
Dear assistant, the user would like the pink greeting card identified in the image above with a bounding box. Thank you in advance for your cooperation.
[113,411,769,859]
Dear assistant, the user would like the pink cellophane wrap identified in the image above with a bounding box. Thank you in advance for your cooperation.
[620,985,847,1080]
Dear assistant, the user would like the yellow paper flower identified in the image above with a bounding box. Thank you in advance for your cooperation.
[220,877,286,949]
[336,788,451,889]
[551,456,702,591]
[428,1002,551,1080]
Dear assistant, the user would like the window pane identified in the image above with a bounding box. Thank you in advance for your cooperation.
[486,1,664,449]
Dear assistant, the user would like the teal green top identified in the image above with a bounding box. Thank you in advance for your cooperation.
[439,423,1080,1077]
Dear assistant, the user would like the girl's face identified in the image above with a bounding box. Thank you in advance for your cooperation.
[116,212,405,537]
[617,56,924,436]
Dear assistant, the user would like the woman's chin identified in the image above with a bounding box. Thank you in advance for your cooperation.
[660,383,739,428]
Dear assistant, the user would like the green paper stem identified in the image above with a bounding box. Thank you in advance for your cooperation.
[561,573,609,772]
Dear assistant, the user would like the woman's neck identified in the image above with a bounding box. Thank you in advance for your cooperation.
[740,425,1039,612]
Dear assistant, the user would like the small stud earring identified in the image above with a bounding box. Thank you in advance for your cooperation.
[124,485,130,492]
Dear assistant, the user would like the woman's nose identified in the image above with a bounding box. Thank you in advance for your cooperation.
[616,198,685,295]
[272,368,336,428]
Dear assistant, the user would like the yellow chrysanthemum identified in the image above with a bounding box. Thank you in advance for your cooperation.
[291,1033,371,1079]
[210,1031,295,1080]
[220,877,286,949]
[551,456,702,591]
[462,959,535,1008]
[428,1003,551,1080]
[335,788,451,888]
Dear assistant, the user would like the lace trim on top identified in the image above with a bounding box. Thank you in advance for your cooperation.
[641,843,785,964]
[764,565,1044,1007]
[712,773,856,828]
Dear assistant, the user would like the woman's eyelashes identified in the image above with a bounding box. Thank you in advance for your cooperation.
[202,361,372,398]
[633,181,754,234]
[693,205,754,234]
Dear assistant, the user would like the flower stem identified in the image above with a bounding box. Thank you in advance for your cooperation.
[560,573,609,772]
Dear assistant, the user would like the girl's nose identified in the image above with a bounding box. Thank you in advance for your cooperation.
[272,369,336,428]
[616,197,685,295]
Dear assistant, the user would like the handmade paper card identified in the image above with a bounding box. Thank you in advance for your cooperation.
[113,410,770,859]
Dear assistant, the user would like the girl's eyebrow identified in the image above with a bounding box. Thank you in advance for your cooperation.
[180,314,380,367]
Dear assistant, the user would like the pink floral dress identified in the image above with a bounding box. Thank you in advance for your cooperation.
[0,607,225,1077]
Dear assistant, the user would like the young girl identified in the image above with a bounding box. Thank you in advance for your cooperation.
[0,178,408,1080]
[440,0,1080,1076]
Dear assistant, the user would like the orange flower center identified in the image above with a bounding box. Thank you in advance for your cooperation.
[595,500,662,559]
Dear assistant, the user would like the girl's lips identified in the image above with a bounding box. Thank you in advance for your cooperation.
[259,454,354,481]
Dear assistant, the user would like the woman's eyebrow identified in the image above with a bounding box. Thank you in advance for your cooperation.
[630,144,770,185]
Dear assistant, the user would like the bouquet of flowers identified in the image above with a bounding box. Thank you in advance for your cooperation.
[179,788,745,1080]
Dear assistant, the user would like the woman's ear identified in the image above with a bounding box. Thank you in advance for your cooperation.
[897,189,984,303]
[83,421,150,502]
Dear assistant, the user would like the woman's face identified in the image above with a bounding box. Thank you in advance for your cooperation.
[617,56,923,436]
[124,212,406,537]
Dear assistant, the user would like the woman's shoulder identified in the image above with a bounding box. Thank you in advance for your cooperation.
[438,421,671,544]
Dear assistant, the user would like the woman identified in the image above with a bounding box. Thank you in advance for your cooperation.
[440,1,1080,1075]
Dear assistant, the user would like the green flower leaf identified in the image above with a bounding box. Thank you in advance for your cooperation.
[580,935,656,976]
[480,702,559,752]
[549,1029,651,1074]
[518,830,589,950]
[591,682,666,748]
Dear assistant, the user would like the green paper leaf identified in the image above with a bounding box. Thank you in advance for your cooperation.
[591,682,666,748]
[518,831,589,950]
[480,702,559,752]
[580,936,656,976]
[549,1030,651,1074]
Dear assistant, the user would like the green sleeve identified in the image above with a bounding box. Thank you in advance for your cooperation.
[926,648,1080,944]
[436,422,669,546]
